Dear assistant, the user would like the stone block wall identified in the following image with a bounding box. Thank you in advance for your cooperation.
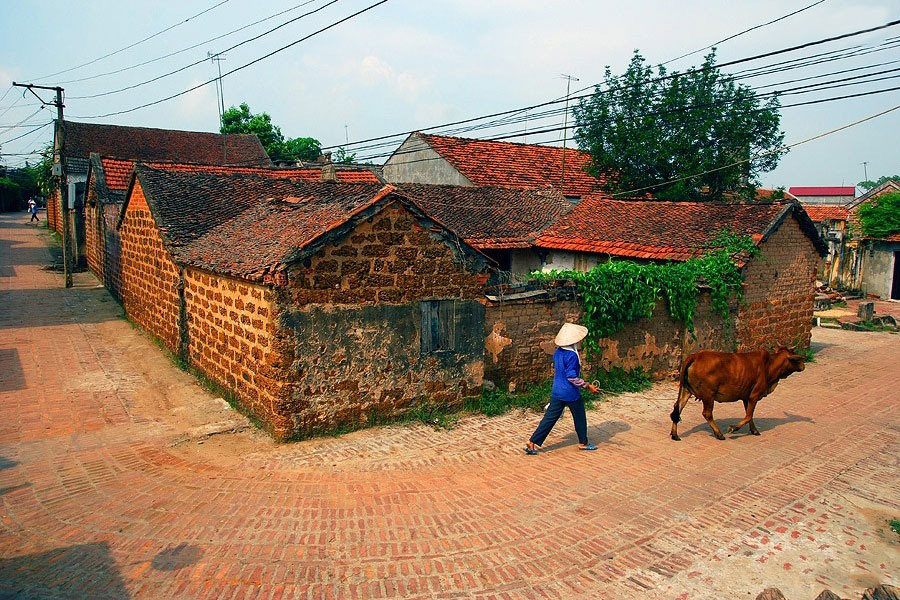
[119,182,182,354]
[101,203,123,300]
[484,293,734,388]
[285,204,486,305]
[84,182,103,281]
[737,216,820,350]
[183,269,298,438]
[280,203,488,436]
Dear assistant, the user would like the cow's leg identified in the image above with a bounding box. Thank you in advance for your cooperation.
[747,399,761,435]
[670,385,692,441]
[702,399,726,440]
[727,400,753,434]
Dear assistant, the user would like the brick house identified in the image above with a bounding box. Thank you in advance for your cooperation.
[383,132,604,198]
[844,180,900,298]
[50,120,271,267]
[117,165,492,439]
[788,186,856,206]
[84,154,381,299]
[531,195,826,350]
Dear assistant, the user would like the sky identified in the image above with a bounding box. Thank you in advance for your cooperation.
[1,0,898,190]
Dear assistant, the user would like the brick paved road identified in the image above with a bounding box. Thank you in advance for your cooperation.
[1,213,898,599]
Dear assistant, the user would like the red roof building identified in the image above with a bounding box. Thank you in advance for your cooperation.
[787,186,856,206]
[383,132,606,197]
[535,195,825,263]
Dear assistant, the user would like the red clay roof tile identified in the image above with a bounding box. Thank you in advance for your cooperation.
[419,133,605,196]
[803,205,849,221]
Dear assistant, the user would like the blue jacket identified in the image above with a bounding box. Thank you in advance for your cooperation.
[551,348,582,402]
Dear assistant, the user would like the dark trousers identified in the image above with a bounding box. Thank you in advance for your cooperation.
[30,212,39,222]
[530,398,588,446]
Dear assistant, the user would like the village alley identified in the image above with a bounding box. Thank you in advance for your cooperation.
[0,212,897,599]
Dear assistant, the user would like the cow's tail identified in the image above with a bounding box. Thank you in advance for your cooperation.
[671,355,696,424]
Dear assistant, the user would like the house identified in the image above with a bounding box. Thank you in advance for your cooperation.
[382,132,604,199]
[802,205,851,287]
[530,195,826,351]
[788,186,856,206]
[844,180,900,299]
[84,154,381,298]
[116,165,492,439]
[50,120,271,267]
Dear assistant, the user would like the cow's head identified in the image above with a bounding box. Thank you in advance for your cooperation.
[771,347,807,378]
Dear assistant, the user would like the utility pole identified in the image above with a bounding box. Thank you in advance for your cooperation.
[209,52,227,162]
[559,74,579,191]
[13,82,72,287]
[861,161,869,183]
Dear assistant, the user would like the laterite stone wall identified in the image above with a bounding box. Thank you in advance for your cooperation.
[484,293,734,388]
[119,182,182,354]
[736,217,820,351]
[281,203,487,437]
[47,188,61,234]
[101,203,124,301]
[84,181,104,281]
[183,269,297,438]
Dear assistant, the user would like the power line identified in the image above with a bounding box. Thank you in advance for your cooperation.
[0,121,52,146]
[55,0,322,86]
[68,0,341,100]
[68,0,390,119]
[323,18,900,152]
[662,0,828,66]
[31,0,232,82]
[610,101,900,197]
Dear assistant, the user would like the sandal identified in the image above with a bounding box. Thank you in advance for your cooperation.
[524,443,539,455]
[579,444,598,451]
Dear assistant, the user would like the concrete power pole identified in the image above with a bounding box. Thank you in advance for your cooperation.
[209,52,227,162]
[13,82,72,287]
[559,74,579,191]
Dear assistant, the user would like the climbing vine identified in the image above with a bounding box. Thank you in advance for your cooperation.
[530,230,759,356]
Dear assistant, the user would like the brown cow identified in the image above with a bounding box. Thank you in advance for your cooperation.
[670,348,806,441]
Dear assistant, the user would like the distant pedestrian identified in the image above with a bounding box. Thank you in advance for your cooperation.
[28,199,39,223]
[525,323,599,455]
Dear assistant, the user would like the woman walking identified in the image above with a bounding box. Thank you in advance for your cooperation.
[525,323,599,455]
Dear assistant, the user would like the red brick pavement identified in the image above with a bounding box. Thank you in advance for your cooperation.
[0,213,897,599]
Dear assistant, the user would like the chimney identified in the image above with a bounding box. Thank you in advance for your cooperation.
[320,151,337,183]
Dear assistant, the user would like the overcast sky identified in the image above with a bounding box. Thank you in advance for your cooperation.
[1,0,898,189]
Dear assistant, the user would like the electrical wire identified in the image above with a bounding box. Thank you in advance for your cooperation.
[68,0,341,100]
[609,102,900,197]
[68,0,391,119]
[0,121,52,145]
[55,0,323,86]
[30,0,232,82]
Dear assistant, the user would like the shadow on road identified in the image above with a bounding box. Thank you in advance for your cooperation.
[540,420,631,451]
[0,542,130,599]
[0,348,26,392]
[677,410,814,439]
[151,543,203,572]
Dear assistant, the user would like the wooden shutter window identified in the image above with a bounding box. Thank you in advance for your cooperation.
[420,300,456,354]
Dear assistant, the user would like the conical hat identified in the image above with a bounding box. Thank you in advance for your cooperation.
[555,323,588,346]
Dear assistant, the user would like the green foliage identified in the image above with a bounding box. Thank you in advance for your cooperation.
[531,230,758,355]
[468,381,555,416]
[890,519,900,536]
[590,367,653,394]
[333,146,357,164]
[857,191,900,239]
[574,50,785,201]
[220,102,321,162]
[858,175,900,191]
[792,345,816,363]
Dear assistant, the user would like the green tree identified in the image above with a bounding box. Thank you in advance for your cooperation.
[857,191,900,239]
[574,50,785,201]
[220,102,321,162]
[858,175,900,192]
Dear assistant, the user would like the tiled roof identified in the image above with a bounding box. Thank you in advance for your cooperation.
[396,184,573,249]
[99,158,379,192]
[803,205,849,221]
[418,133,606,196]
[61,120,271,174]
[788,186,855,197]
[127,166,483,281]
[755,188,798,201]
[536,195,826,261]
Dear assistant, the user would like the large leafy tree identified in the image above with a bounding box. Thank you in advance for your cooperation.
[857,191,900,239]
[220,102,321,162]
[574,50,785,201]
[858,174,900,192]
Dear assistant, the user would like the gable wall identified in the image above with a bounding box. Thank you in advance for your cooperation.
[736,216,820,350]
[382,135,472,186]
[84,178,104,281]
[280,204,487,437]
[119,182,182,354]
